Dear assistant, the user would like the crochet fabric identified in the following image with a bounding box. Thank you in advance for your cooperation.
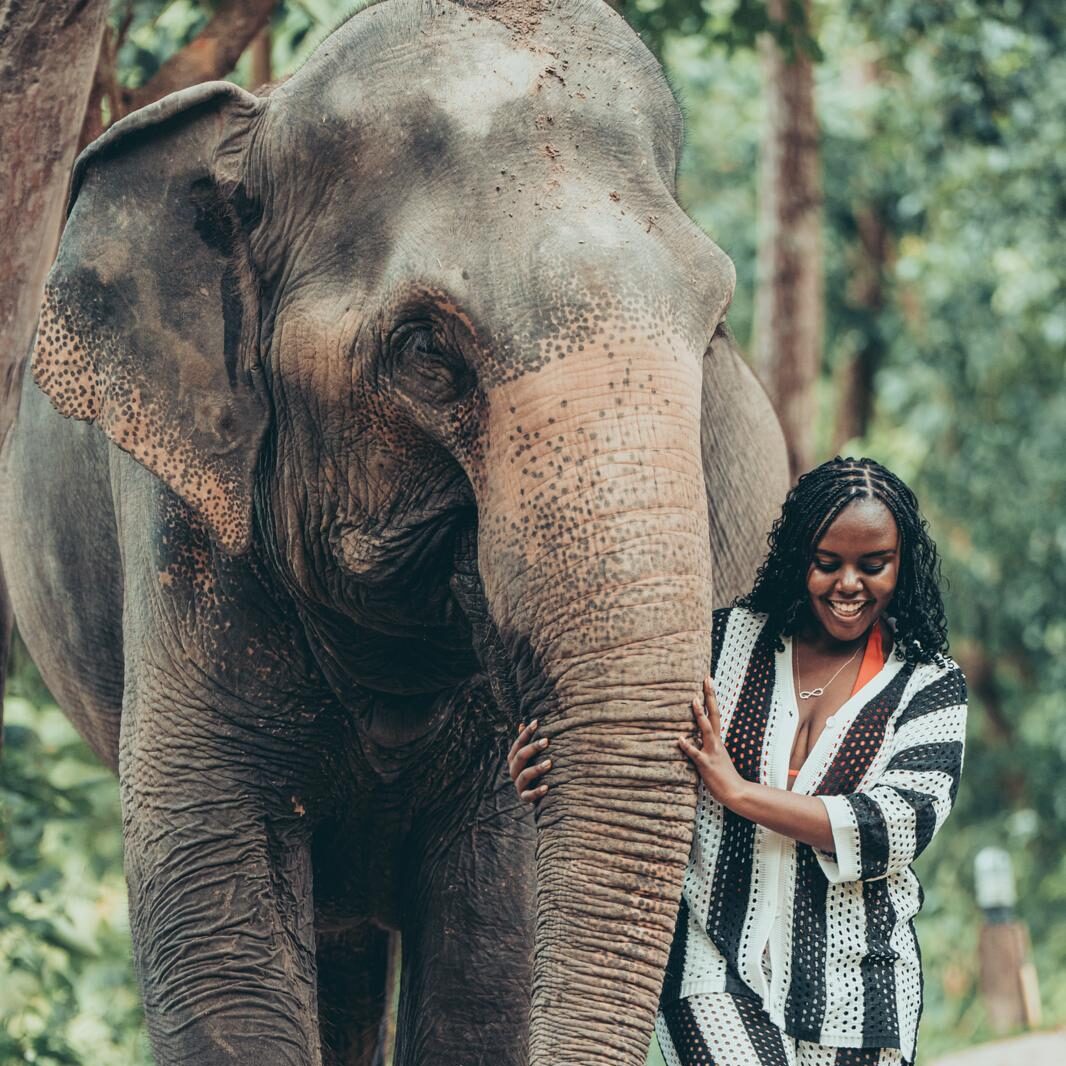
[660,607,968,1062]
[656,991,910,1066]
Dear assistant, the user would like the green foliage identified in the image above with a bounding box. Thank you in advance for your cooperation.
[620,0,822,60]
[108,0,355,91]
[1,684,150,1064]
[111,0,210,90]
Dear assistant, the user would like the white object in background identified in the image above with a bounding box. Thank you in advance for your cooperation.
[975,847,1017,911]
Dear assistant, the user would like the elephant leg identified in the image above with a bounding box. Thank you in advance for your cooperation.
[393,734,536,1066]
[317,923,394,1066]
[121,670,321,1065]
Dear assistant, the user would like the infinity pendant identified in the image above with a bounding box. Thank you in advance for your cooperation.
[798,687,824,699]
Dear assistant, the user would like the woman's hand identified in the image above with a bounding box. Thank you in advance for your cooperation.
[678,676,750,811]
[508,720,551,803]
[678,677,835,850]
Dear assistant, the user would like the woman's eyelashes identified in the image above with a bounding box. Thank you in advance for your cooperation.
[813,560,887,575]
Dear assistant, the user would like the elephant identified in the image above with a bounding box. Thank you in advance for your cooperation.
[0,0,789,1063]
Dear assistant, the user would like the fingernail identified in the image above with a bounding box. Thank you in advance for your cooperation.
[539,738,549,747]
[541,759,551,769]
[539,785,548,794]
[531,719,539,729]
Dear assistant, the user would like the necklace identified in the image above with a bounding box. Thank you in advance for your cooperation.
[797,643,861,700]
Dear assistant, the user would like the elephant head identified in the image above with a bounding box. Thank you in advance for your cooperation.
[32,1,772,1062]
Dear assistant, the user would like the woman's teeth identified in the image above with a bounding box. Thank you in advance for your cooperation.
[828,600,867,619]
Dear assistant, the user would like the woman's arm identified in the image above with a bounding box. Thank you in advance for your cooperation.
[681,670,968,883]
[678,678,836,853]
[813,667,967,882]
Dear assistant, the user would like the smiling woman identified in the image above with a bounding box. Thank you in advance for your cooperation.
[511,456,968,1066]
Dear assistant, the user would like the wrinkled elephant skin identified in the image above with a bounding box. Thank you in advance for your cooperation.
[0,1,789,1064]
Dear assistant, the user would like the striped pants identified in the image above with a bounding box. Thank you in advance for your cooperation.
[656,994,911,1066]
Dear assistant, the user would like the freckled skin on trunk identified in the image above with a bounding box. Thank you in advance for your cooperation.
[474,330,714,1062]
[0,1,788,1064]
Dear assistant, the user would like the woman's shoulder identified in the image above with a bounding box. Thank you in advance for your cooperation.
[711,605,772,659]
[710,605,772,681]
[712,604,770,632]
[903,649,968,709]
[885,618,966,687]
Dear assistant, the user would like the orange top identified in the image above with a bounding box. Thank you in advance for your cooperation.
[850,618,888,697]
[787,621,887,778]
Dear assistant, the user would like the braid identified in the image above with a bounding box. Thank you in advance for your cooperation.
[735,457,949,665]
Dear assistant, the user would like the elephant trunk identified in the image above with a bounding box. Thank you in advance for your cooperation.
[477,344,712,1064]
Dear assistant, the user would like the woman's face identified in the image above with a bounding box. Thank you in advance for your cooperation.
[806,496,900,642]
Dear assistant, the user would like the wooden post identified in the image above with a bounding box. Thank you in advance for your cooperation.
[975,847,1041,1034]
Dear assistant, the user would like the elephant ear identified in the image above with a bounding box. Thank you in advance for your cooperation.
[33,82,270,554]
[700,323,791,606]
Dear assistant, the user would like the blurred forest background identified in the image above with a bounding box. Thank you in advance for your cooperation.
[1,0,1063,1063]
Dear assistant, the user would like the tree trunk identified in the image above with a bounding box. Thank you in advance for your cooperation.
[832,51,890,452]
[249,25,272,90]
[954,619,1027,807]
[0,0,110,446]
[752,0,823,480]
[832,205,889,450]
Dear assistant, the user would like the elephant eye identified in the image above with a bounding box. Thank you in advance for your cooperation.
[389,323,474,406]
[711,294,733,341]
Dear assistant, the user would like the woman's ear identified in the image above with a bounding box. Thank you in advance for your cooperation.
[33,82,270,554]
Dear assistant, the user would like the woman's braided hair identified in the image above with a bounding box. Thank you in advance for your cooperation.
[735,456,949,665]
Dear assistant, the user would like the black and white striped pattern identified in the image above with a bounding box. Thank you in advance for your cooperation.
[662,607,967,1063]
[655,991,911,1066]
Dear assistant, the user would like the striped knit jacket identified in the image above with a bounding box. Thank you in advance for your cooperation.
[661,606,968,1060]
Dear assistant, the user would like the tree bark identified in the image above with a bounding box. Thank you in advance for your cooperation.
[831,51,889,453]
[752,0,823,480]
[832,204,889,450]
[0,0,110,444]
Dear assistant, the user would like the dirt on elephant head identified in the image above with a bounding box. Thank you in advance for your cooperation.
[458,0,550,41]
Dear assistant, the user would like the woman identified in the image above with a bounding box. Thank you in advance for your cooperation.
[509,457,967,1066]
